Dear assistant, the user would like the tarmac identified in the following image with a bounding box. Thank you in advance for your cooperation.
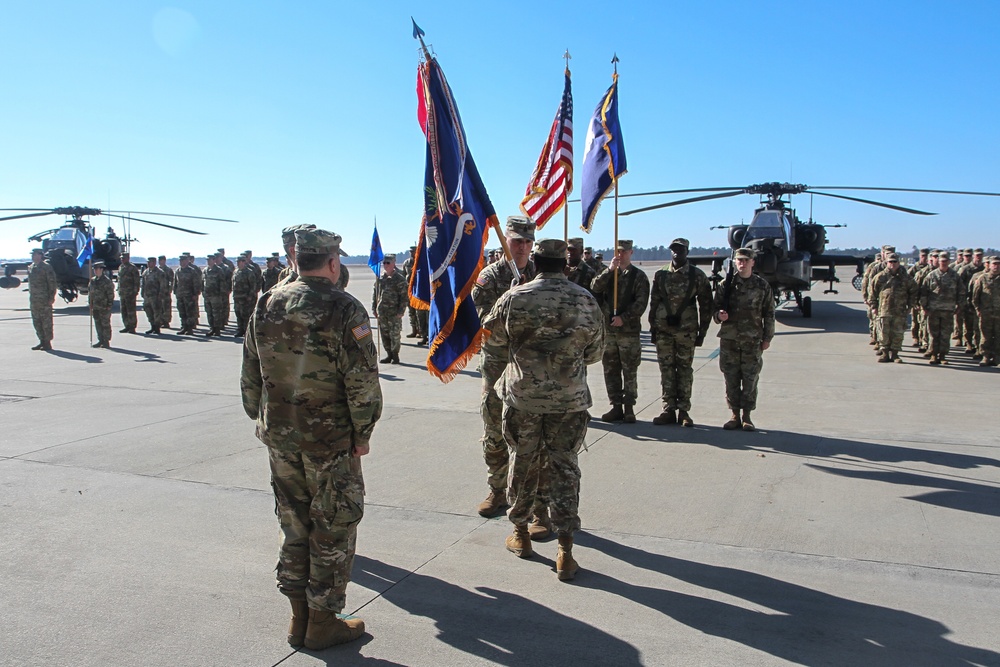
[2,265,999,667]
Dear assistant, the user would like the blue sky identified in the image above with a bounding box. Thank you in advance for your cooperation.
[2,1,998,260]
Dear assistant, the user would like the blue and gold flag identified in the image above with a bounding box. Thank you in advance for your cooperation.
[413,53,495,382]
[367,221,384,277]
[580,73,627,233]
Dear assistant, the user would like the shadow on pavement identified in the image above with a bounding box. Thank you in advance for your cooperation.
[45,349,103,363]
[577,532,999,667]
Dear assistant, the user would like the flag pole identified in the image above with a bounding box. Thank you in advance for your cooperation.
[611,54,620,317]
[563,49,571,245]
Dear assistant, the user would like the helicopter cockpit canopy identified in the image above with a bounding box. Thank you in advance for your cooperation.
[43,227,89,259]
[743,210,793,248]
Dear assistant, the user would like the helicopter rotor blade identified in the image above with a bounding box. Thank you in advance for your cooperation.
[810,186,1000,197]
[621,190,746,216]
[106,210,238,223]
[0,211,59,222]
[569,187,743,203]
[808,191,936,215]
[105,213,208,235]
[0,208,54,212]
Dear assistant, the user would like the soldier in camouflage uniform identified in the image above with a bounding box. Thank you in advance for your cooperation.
[157,256,174,329]
[583,247,603,275]
[862,245,893,349]
[870,253,916,363]
[648,238,712,427]
[954,249,973,344]
[471,217,537,522]
[919,251,965,365]
[971,256,1000,367]
[960,248,986,356]
[117,252,141,334]
[232,255,257,337]
[714,247,775,431]
[907,248,930,345]
[566,237,596,292]
[263,255,282,292]
[372,254,407,364]
[173,254,201,335]
[28,248,57,350]
[592,239,650,424]
[241,228,379,650]
[185,252,203,328]
[88,261,115,348]
[481,238,605,581]
[141,257,168,335]
[203,254,226,336]
[215,248,234,330]
[244,250,263,292]
[914,250,940,352]
[402,246,420,338]
[336,263,350,292]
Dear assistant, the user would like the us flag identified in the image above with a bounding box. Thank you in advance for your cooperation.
[520,69,573,229]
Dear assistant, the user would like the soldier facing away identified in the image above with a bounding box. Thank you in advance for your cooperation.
[241,228,381,650]
[28,248,57,351]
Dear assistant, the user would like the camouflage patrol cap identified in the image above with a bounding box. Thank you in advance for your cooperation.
[533,238,568,259]
[733,248,755,260]
[217,247,226,253]
[92,260,105,268]
[585,246,594,253]
[384,253,397,262]
[885,252,899,262]
[881,245,895,252]
[295,228,344,255]
[158,255,167,260]
[669,238,690,250]
[236,255,247,263]
[506,216,535,241]
[409,245,417,251]
[31,248,44,255]
[281,223,317,244]
[939,251,951,260]
[567,237,584,250]
[988,256,1000,263]
[147,256,157,262]
[974,248,984,254]
[963,248,974,255]
[919,248,930,254]
[616,239,634,251]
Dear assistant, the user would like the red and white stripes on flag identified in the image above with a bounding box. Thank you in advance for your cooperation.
[520,69,573,230]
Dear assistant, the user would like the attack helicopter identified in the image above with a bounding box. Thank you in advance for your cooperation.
[0,206,237,302]
[620,182,1000,317]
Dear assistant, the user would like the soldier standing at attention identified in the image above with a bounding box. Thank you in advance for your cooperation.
[402,246,419,339]
[862,245,892,350]
[241,228,380,650]
[244,250,263,291]
[566,237,596,292]
[372,253,407,364]
[870,253,916,363]
[481,239,605,580]
[908,248,930,346]
[919,250,965,365]
[971,256,1000,367]
[28,248,57,351]
[186,252,203,329]
[714,247,775,431]
[88,261,114,348]
[953,249,973,344]
[173,254,201,335]
[960,248,986,356]
[648,238,712,427]
[583,246,602,274]
[217,248,236,274]
[157,255,175,330]
[262,255,281,292]
[233,255,257,338]
[471,217,537,522]
[141,257,167,335]
[592,239,650,424]
[914,251,940,353]
[336,263,351,292]
[117,252,140,334]
[203,254,224,337]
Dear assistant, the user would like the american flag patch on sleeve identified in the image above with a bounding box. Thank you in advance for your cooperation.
[352,323,371,340]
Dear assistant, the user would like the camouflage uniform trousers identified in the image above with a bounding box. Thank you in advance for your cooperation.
[234,297,256,334]
[926,309,955,359]
[979,314,999,362]
[601,330,642,406]
[377,314,402,356]
[159,293,173,327]
[965,305,981,350]
[176,294,199,331]
[407,304,419,335]
[653,332,697,412]
[910,307,921,343]
[120,295,138,331]
[719,338,764,411]
[205,296,227,331]
[480,354,549,512]
[502,405,587,535]
[221,292,232,328]
[142,298,163,330]
[417,309,428,338]
[877,313,907,353]
[954,304,965,343]
[268,447,364,613]
[30,300,54,344]
[92,308,112,346]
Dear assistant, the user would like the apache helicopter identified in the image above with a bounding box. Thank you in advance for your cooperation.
[0,206,236,301]
[620,182,1000,317]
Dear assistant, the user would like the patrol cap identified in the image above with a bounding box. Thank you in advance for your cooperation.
[885,252,899,262]
[158,255,167,260]
[616,239,634,251]
[939,251,951,260]
[236,255,247,263]
[409,245,417,252]
[919,248,930,254]
[669,238,690,250]
[295,228,344,255]
[31,247,44,255]
[217,248,226,253]
[567,237,584,250]
[964,248,974,255]
[881,245,895,252]
[147,256,157,262]
[585,246,594,253]
[383,253,397,263]
[92,260,105,268]
[244,250,253,257]
[282,224,317,244]
[505,216,535,241]
[533,238,568,259]
[974,247,984,254]
[733,248,755,260]
[988,256,1000,263]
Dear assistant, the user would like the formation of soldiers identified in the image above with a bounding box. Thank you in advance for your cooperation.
[863,245,1000,367]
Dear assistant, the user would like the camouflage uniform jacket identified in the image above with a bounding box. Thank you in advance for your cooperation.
[335,264,350,291]
[140,266,167,301]
[566,260,596,293]
[117,262,140,298]
[372,270,408,319]
[913,263,935,288]
[203,265,226,297]
[173,265,200,297]
[907,261,928,279]
[190,263,203,287]
[262,266,281,292]
[241,275,382,453]
[959,263,985,302]
[591,265,651,334]
[220,257,236,274]
[713,272,775,343]
[971,272,1000,314]
[649,261,712,337]
[233,266,256,300]
[28,261,57,304]
[248,261,263,291]
[919,268,965,311]
[584,257,604,275]
[401,256,414,281]
[472,260,537,319]
[88,273,115,311]
[160,265,175,290]
[219,262,234,291]
[861,260,886,303]
[870,268,916,314]
[481,272,605,413]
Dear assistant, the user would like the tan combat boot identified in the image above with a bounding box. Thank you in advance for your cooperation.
[623,405,636,423]
[477,486,508,518]
[877,350,891,362]
[505,524,533,558]
[652,409,676,426]
[741,411,755,432]
[723,412,740,430]
[556,534,579,581]
[287,599,309,647]
[677,410,694,427]
[528,509,552,541]
[303,609,365,650]
[601,404,624,422]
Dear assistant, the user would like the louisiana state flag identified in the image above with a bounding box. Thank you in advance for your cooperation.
[412,55,495,382]
[580,73,627,233]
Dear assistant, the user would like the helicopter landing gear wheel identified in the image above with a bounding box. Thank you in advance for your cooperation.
[802,296,812,318]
